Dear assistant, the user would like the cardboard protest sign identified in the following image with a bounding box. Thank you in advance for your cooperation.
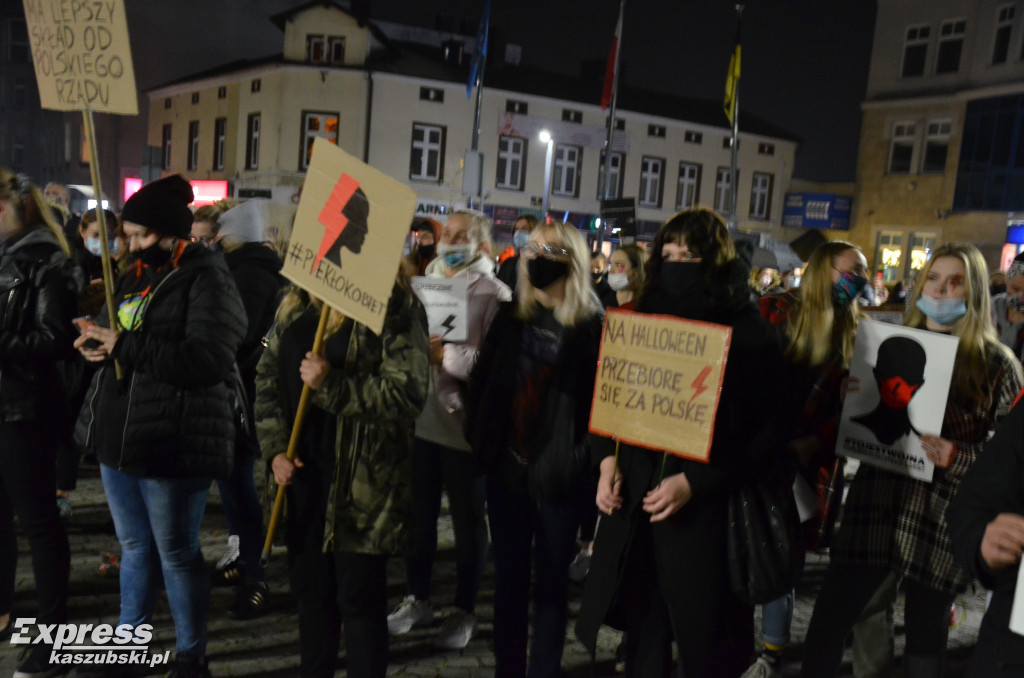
[281,138,417,335]
[23,0,138,115]
[589,309,731,463]
[410,276,468,342]
[863,307,906,325]
[836,319,959,482]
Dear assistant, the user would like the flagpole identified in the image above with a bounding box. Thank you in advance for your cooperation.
[729,4,743,230]
[468,0,490,210]
[599,0,626,250]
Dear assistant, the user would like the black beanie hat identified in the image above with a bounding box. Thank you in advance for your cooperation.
[121,175,194,239]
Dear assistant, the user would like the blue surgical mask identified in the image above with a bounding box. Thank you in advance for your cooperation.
[916,294,967,326]
[437,242,476,270]
[86,236,122,257]
[832,269,868,307]
[513,230,530,251]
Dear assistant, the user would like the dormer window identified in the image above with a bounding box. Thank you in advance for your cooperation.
[307,34,345,65]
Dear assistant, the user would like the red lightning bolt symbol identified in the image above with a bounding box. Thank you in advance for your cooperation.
[312,173,361,272]
[690,366,712,402]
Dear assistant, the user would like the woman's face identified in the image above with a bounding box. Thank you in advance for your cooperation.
[1007,275,1024,299]
[609,250,633,276]
[123,221,161,253]
[830,247,868,283]
[661,239,700,263]
[922,256,967,301]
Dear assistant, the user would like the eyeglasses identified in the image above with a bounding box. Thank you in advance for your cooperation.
[524,242,571,260]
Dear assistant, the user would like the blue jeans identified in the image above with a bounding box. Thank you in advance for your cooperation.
[761,590,794,647]
[101,464,211,660]
[215,455,265,582]
[406,439,488,612]
[487,474,586,678]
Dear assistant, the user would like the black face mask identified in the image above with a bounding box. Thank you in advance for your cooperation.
[133,243,172,269]
[528,257,569,290]
[592,272,605,285]
[418,243,435,259]
[659,261,704,297]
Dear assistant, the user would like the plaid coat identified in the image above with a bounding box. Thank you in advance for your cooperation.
[832,346,1022,594]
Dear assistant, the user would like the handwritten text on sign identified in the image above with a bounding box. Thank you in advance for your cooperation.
[589,310,731,463]
[23,0,138,115]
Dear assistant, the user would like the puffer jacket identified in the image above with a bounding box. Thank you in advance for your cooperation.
[75,245,247,479]
[0,226,80,422]
[255,283,429,555]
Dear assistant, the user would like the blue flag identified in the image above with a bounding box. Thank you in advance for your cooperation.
[466,0,490,98]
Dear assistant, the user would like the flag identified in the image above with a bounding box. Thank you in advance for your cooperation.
[723,23,741,126]
[466,0,490,98]
[601,2,624,110]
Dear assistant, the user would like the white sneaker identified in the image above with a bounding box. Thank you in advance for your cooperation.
[568,547,592,582]
[740,657,782,678]
[387,595,433,635]
[435,608,477,650]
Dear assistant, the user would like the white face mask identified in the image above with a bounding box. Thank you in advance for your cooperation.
[607,272,630,291]
[437,242,477,270]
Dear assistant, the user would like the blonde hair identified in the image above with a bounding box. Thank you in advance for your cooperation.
[786,241,862,368]
[905,242,1021,402]
[0,168,70,255]
[449,209,492,247]
[516,220,601,327]
[192,198,238,235]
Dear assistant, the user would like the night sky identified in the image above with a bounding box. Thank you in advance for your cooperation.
[125,0,877,182]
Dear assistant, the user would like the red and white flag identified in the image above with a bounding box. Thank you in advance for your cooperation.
[601,1,624,110]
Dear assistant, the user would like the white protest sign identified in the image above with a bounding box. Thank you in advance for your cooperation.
[1010,565,1024,636]
[410,276,468,342]
[23,0,139,115]
[836,319,959,482]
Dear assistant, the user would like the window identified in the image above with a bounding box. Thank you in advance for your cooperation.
[597,151,624,199]
[307,35,326,63]
[552,144,581,197]
[329,37,345,65]
[562,109,583,124]
[722,136,738,149]
[684,130,702,144]
[419,87,444,102]
[161,124,172,170]
[251,79,261,93]
[7,19,29,63]
[648,125,666,138]
[79,122,90,164]
[301,111,339,170]
[888,122,916,174]
[902,25,930,77]
[217,86,227,99]
[936,19,966,74]
[187,121,199,170]
[639,157,664,207]
[993,5,1015,64]
[676,163,701,210]
[164,97,171,109]
[922,120,951,173]
[12,77,26,109]
[875,232,904,281]
[749,172,773,219]
[191,92,199,104]
[714,167,735,214]
[505,100,528,114]
[496,135,526,190]
[212,117,226,171]
[410,123,446,182]
[758,143,775,156]
[608,118,626,131]
[245,114,260,170]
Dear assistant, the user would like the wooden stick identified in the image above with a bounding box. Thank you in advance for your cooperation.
[261,302,333,566]
[81,108,123,380]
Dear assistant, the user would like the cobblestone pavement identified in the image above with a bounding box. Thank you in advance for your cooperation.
[2,466,984,676]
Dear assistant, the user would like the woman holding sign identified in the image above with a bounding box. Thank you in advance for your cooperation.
[800,242,1024,678]
[466,219,603,678]
[576,208,783,678]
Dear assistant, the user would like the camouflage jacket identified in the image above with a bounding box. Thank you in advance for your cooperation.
[255,285,429,555]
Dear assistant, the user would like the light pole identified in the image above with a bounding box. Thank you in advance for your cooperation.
[539,130,554,220]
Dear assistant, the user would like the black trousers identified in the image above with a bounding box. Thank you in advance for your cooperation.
[0,420,70,623]
[286,466,388,678]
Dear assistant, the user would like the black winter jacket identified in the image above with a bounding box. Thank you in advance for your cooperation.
[0,227,80,422]
[76,245,246,479]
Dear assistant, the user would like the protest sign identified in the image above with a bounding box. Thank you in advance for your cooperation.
[836,319,959,482]
[281,137,417,335]
[589,309,731,463]
[410,276,468,342]
[23,0,138,115]
[863,307,905,325]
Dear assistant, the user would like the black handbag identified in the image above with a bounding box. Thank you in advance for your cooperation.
[726,476,803,605]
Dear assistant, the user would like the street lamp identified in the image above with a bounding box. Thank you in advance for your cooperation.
[539,130,553,219]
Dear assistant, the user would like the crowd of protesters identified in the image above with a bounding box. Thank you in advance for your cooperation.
[6,167,1024,678]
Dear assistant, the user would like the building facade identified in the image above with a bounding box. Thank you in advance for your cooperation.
[145,2,798,245]
[846,0,1024,281]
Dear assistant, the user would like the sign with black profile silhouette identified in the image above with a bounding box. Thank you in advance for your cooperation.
[281,137,417,335]
[836,319,959,482]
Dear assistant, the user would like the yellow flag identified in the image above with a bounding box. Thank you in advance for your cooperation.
[724,41,741,126]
